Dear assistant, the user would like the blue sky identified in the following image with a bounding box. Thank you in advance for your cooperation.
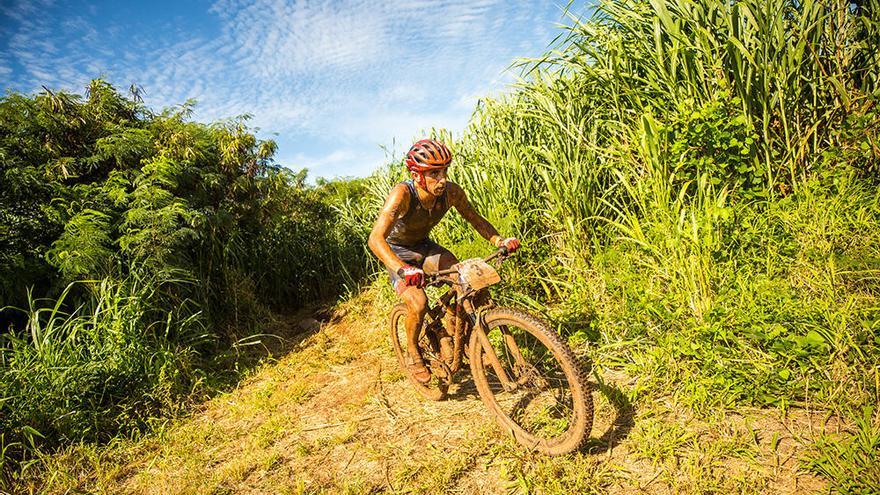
[1,0,589,179]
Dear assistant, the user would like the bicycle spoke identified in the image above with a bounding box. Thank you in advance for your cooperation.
[480,323,578,440]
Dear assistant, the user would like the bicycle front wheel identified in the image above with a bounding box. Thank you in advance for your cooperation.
[469,306,592,455]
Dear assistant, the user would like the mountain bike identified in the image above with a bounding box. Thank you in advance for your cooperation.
[388,248,593,455]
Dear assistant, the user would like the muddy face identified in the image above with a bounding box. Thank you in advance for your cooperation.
[417,168,448,196]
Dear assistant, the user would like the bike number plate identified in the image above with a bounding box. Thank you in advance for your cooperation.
[456,259,501,291]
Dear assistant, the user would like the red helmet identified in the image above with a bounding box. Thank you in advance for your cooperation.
[405,139,451,173]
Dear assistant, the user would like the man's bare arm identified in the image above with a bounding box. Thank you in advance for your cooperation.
[447,182,503,246]
[368,184,410,272]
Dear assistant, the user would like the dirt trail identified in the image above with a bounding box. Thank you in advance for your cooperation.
[55,290,832,494]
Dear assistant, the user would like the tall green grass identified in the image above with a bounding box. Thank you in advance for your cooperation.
[0,270,208,484]
[346,0,880,490]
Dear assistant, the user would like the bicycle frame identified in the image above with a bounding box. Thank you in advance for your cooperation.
[390,246,594,454]
[422,248,518,390]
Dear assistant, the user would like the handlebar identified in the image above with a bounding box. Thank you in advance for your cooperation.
[423,246,510,285]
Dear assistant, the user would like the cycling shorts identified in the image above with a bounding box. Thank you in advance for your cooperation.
[386,239,454,295]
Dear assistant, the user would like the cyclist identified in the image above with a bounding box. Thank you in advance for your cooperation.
[368,138,520,384]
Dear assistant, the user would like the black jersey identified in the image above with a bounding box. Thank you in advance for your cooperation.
[385,180,451,246]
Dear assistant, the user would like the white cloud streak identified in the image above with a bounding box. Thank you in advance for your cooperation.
[1,0,576,178]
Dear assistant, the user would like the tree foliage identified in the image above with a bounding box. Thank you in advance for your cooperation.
[0,80,369,482]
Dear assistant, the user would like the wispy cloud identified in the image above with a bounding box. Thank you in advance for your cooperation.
[1,0,580,178]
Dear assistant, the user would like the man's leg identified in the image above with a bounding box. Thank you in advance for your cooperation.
[386,242,429,376]
[422,249,459,277]
[398,285,430,382]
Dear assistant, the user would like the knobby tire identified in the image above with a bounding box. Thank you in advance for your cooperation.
[469,306,593,455]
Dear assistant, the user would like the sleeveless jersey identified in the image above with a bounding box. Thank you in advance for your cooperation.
[385,180,451,246]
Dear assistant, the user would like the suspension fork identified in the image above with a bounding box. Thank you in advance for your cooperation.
[463,299,516,392]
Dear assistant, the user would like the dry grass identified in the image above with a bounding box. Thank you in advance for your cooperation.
[30,285,840,494]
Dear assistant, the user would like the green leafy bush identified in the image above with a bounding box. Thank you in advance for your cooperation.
[0,81,371,484]
[823,93,880,180]
[661,92,762,194]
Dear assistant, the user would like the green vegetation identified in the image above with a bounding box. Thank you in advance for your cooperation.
[3,0,880,493]
[341,0,880,491]
[0,81,368,487]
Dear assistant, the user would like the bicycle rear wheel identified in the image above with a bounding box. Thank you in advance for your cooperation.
[389,303,449,401]
[469,306,592,455]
